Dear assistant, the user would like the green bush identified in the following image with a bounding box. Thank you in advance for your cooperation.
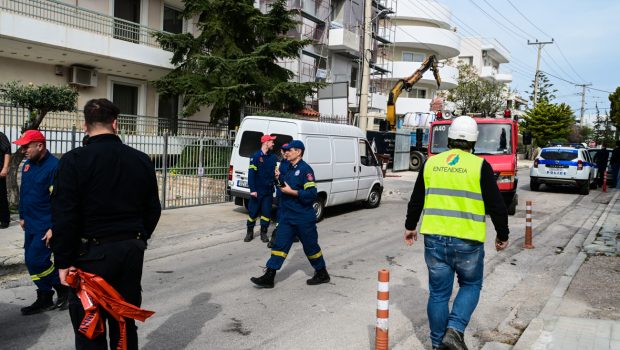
[175,140,232,178]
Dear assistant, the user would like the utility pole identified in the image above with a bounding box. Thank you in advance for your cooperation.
[358,0,373,131]
[527,39,554,107]
[576,83,592,127]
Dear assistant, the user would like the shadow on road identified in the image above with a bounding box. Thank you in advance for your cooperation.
[143,292,221,349]
[389,276,431,349]
[0,302,53,349]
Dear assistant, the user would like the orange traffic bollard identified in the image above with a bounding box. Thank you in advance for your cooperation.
[375,269,390,350]
[603,171,608,192]
[524,201,534,249]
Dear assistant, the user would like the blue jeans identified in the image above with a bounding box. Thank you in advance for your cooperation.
[423,234,485,347]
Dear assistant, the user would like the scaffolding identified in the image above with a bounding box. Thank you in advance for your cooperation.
[370,0,396,106]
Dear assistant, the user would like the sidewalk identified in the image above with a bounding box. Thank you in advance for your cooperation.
[503,190,620,350]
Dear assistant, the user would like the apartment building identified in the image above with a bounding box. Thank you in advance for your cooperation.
[368,0,460,129]
[459,37,527,117]
[0,0,212,126]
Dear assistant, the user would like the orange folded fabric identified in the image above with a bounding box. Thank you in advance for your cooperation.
[66,269,155,350]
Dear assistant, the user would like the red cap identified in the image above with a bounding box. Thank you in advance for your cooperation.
[13,130,46,145]
[260,134,276,143]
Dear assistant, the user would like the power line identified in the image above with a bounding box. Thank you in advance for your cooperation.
[505,0,552,38]
[588,87,614,94]
[465,0,529,42]
[478,0,535,39]
[554,44,587,83]
[503,0,587,83]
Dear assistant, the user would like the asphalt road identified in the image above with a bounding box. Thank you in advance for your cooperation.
[0,169,614,350]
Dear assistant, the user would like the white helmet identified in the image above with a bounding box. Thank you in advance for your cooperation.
[448,116,479,142]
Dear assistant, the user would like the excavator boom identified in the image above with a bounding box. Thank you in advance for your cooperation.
[386,55,441,130]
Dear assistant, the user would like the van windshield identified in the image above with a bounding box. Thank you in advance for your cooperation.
[239,131,293,158]
[540,149,578,161]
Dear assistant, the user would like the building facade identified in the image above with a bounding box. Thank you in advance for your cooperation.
[0,0,214,125]
[367,0,460,129]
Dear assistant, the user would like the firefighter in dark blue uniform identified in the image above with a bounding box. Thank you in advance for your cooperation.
[14,130,69,315]
[251,140,330,288]
[245,135,278,243]
[267,146,291,248]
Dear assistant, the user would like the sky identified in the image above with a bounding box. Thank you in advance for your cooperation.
[431,0,620,123]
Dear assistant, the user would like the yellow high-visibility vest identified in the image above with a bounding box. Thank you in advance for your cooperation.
[420,149,486,242]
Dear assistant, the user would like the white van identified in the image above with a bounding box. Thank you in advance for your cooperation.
[227,116,384,221]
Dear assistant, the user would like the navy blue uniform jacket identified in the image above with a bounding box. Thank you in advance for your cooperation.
[248,150,277,194]
[279,159,317,223]
[19,152,58,234]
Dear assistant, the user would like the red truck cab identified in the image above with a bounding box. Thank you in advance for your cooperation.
[428,117,519,215]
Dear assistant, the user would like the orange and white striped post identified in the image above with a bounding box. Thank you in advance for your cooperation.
[375,269,390,350]
[603,171,608,192]
[524,200,534,249]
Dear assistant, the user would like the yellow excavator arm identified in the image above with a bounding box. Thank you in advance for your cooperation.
[386,55,441,130]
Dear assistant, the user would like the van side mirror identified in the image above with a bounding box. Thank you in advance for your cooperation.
[523,131,532,146]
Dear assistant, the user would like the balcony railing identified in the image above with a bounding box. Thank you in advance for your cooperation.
[0,0,163,48]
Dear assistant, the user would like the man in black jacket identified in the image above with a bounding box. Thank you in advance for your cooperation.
[51,98,161,350]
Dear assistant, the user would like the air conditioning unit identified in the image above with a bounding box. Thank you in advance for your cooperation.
[69,66,97,87]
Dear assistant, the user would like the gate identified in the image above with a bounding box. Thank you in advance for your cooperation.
[149,135,233,209]
[0,103,233,209]
[393,130,411,171]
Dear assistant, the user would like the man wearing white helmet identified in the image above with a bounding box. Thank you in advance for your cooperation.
[403,116,510,350]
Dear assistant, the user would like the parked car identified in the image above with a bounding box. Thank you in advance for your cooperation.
[228,116,384,221]
[530,146,597,195]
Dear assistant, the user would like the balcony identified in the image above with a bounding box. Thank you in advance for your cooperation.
[480,66,498,80]
[328,27,360,53]
[393,26,460,58]
[481,38,510,63]
[388,61,458,89]
[495,72,512,83]
[393,0,452,29]
[0,0,173,73]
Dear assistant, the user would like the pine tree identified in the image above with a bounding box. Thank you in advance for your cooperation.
[522,100,574,146]
[154,0,321,129]
[526,72,557,104]
[609,86,620,139]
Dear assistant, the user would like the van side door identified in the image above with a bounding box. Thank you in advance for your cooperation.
[330,137,358,205]
[356,139,380,200]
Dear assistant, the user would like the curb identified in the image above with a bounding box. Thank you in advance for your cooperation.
[512,190,620,349]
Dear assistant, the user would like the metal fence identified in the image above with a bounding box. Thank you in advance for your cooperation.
[0,103,233,209]
[0,0,163,48]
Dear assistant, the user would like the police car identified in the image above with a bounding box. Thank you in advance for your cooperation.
[530,146,597,195]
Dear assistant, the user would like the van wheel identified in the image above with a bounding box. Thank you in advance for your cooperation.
[364,187,382,209]
[579,181,590,195]
[243,198,249,210]
[530,178,540,191]
[409,152,424,171]
[313,197,325,222]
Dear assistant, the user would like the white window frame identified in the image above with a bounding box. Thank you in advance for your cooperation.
[402,51,426,62]
[107,76,147,117]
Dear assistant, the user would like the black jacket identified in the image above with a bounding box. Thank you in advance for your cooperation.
[51,134,161,269]
[405,159,510,242]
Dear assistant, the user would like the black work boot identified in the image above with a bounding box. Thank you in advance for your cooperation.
[53,284,70,310]
[21,289,55,315]
[267,229,277,248]
[250,268,276,288]
[244,227,254,242]
[306,268,330,285]
[442,328,468,350]
[260,227,269,243]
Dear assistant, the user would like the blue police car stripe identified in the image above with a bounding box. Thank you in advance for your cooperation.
[538,159,593,167]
